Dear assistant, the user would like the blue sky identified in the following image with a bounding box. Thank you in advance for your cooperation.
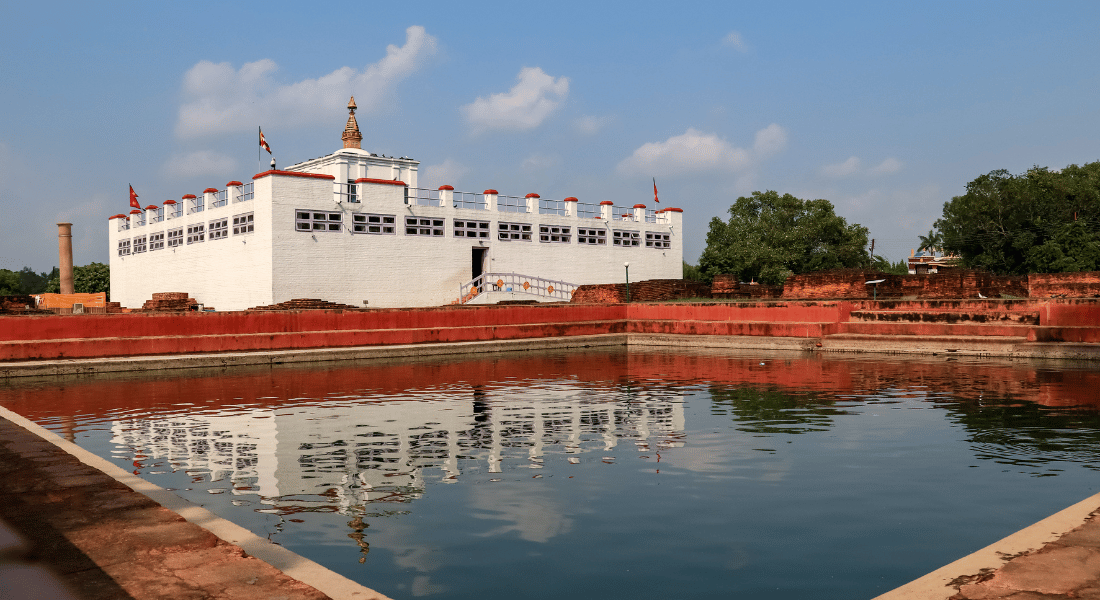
[2,1,1099,273]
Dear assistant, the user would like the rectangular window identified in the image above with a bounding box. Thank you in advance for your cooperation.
[295,210,339,232]
[132,235,147,254]
[233,212,255,235]
[209,218,228,240]
[498,222,533,241]
[539,225,571,243]
[347,180,358,203]
[577,227,606,245]
[646,231,671,249]
[454,219,491,239]
[405,216,445,237]
[186,223,205,244]
[117,238,131,256]
[149,232,165,251]
[352,213,396,234]
[167,227,183,248]
[613,230,640,247]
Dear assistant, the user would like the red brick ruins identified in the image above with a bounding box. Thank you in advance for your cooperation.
[573,270,1100,303]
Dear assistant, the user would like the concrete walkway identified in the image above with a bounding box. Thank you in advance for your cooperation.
[0,411,388,599]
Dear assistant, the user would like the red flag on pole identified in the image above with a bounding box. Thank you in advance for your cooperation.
[259,127,272,155]
[129,184,140,209]
[652,177,660,203]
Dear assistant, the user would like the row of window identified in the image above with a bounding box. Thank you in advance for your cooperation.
[293,210,670,247]
[118,213,253,256]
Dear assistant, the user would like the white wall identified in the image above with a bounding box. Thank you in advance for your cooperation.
[110,148,684,310]
[109,187,273,310]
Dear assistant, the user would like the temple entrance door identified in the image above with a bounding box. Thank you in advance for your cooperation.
[472,248,487,292]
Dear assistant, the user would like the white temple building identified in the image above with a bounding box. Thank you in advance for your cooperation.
[109,98,684,310]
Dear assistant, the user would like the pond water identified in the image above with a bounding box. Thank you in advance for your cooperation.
[2,347,1100,599]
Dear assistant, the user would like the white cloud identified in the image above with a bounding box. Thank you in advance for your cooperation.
[822,156,862,178]
[420,158,468,189]
[721,31,749,52]
[175,26,436,138]
[618,125,786,177]
[521,153,559,171]
[870,157,903,175]
[753,123,788,157]
[160,151,238,179]
[821,156,902,178]
[462,67,569,133]
[573,114,611,135]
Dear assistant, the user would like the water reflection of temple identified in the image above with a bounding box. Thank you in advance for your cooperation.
[109,385,686,511]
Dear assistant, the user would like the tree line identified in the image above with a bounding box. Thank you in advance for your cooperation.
[0,263,110,296]
[691,190,902,285]
[934,161,1100,275]
[686,159,1100,284]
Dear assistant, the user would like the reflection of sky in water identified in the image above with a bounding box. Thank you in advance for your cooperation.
[4,348,1100,600]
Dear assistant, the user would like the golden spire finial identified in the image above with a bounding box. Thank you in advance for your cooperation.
[342,96,362,149]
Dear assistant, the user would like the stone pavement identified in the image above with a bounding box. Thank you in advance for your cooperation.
[950,510,1100,599]
[0,415,330,600]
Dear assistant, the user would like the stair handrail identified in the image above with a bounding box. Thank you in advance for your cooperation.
[458,272,578,304]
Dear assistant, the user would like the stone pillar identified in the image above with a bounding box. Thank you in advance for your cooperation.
[563,197,578,217]
[525,193,539,214]
[600,201,614,220]
[438,185,454,207]
[483,189,498,212]
[203,188,218,212]
[226,182,242,205]
[633,204,647,222]
[57,223,74,295]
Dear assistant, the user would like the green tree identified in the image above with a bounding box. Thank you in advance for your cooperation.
[936,162,1100,274]
[698,190,870,285]
[871,255,910,276]
[44,263,110,296]
[0,270,21,295]
[917,229,941,253]
[682,261,706,282]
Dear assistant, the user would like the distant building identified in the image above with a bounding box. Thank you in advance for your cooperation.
[109,99,684,310]
[907,249,959,275]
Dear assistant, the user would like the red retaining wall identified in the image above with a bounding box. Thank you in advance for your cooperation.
[3,300,1099,363]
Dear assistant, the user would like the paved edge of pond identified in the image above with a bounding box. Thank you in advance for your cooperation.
[873,490,1100,600]
[0,404,392,600]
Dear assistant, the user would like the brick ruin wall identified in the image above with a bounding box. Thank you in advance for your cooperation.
[710,275,783,299]
[138,292,201,312]
[1029,272,1100,298]
[571,279,711,303]
[781,270,1029,300]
